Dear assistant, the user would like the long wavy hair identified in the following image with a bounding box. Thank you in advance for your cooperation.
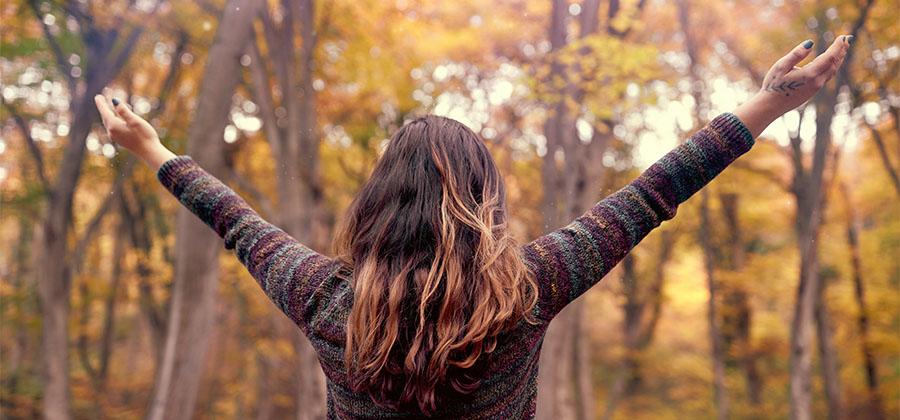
[331,115,539,414]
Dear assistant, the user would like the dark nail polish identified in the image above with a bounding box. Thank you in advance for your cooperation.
[803,40,814,49]
[847,35,854,45]
[111,98,120,106]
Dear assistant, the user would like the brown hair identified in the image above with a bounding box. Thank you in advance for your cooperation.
[332,115,538,414]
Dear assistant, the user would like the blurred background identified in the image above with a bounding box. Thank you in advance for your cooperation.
[1,0,897,419]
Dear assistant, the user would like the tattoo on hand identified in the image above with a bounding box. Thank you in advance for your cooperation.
[764,80,805,96]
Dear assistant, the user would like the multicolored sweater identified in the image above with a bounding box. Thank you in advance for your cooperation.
[156,112,755,419]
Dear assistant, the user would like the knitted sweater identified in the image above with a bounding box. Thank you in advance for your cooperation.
[156,112,755,419]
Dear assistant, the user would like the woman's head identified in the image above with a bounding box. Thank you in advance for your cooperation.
[332,115,538,414]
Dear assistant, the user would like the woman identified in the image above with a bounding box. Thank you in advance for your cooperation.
[95,35,850,418]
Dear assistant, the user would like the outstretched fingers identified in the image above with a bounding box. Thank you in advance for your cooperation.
[772,40,815,76]
[113,101,142,125]
[805,35,851,84]
[94,95,121,127]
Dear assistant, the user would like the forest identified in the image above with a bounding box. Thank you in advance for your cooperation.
[0,0,898,419]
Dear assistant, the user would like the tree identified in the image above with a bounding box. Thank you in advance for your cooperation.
[243,0,328,417]
[600,230,675,420]
[12,1,149,417]
[719,192,762,405]
[839,179,885,419]
[677,1,729,417]
[146,0,262,418]
[536,1,651,417]
[787,4,873,418]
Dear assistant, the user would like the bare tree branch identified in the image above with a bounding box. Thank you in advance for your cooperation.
[266,1,297,107]
[71,158,135,273]
[840,36,899,199]
[151,30,189,119]
[106,27,146,81]
[835,0,876,89]
[244,30,283,158]
[865,122,900,198]
[3,100,50,190]
[77,281,99,382]
[733,161,792,192]
[335,153,368,186]
[63,0,93,27]
[721,37,765,86]
[823,144,845,212]
[27,0,77,93]
[118,183,167,351]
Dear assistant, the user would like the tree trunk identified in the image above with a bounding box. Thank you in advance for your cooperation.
[246,0,327,416]
[121,182,167,358]
[788,0,875,411]
[569,301,593,420]
[36,213,74,420]
[536,2,577,419]
[75,198,126,418]
[788,72,836,420]
[601,230,673,420]
[789,220,820,420]
[5,218,34,402]
[815,274,842,420]
[676,2,728,417]
[537,0,609,417]
[840,182,885,419]
[37,63,135,420]
[145,1,260,419]
[255,350,275,420]
[719,193,762,405]
[600,254,638,420]
[294,2,327,418]
[24,0,149,415]
[537,0,647,414]
[699,190,730,420]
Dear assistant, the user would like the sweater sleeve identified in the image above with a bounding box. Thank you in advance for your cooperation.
[157,156,336,333]
[521,112,755,322]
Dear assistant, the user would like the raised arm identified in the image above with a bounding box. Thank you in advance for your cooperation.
[522,113,753,321]
[523,35,851,322]
[94,96,337,334]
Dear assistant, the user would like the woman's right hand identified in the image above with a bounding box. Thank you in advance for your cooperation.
[734,34,851,138]
[94,94,176,170]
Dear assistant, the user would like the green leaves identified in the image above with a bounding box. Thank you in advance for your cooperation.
[525,34,661,117]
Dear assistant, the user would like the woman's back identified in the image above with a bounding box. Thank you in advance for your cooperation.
[306,265,546,418]
[154,112,755,418]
